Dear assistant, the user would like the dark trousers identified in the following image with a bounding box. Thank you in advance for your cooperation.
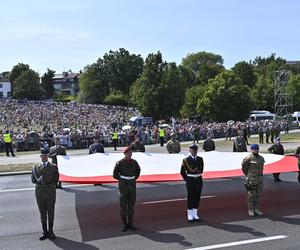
[119,180,136,218]
[159,137,164,147]
[35,185,56,225]
[259,133,264,144]
[113,139,118,150]
[5,143,15,157]
[185,176,203,209]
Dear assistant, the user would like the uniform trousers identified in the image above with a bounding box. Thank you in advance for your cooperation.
[119,180,136,218]
[247,180,263,210]
[185,176,203,209]
[35,185,56,224]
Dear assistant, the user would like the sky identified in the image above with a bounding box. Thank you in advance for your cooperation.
[1,0,300,75]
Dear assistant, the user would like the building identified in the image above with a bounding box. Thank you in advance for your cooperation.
[52,72,80,96]
[0,75,12,98]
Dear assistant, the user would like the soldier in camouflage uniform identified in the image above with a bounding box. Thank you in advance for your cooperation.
[130,135,145,152]
[202,135,215,152]
[166,133,181,153]
[295,146,300,183]
[113,147,141,232]
[31,148,59,240]
[233,130,247,152]
[242,144,265,217]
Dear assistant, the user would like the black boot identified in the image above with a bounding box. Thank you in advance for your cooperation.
[128,216,137,231]
[121,217,128,232]
[48,223,56,240]
[298,172,300,183]
[39,223,48,241]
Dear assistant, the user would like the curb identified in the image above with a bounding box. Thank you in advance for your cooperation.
[0,171,31,176]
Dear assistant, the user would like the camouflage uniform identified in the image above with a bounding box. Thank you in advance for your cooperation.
[166,139,181,153]
[130,141,145,152]
[268,143,284,181]
[202,139,215,152]
[242,153,265,212]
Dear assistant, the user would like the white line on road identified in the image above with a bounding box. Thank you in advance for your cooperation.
[186,235,288,250]
[0,184,93,193]
[140,195,216,204]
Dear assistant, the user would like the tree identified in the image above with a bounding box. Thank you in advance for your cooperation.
[198,70,253,121]
[13,69,42,99]
[9,63,30,84]
[130,52,165,119]
[79,65,109,104]
[181,51,225,85]
[232,61,257,88]
[287,74,300,111]
[0,71,10,79]
[41,68,55,99]
[180,85,205,118]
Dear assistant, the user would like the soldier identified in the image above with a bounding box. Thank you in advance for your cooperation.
[270,126,275,143]
[242,144,265,217]
[225,126,233,140]
[130,135,145,152]
[113,147,141,232]
[89,137,105,154]
[202,135,215,152]
[265,126,270,143]
[295,146,300,183]
[193,126,200,144]
[233,130,247,152]
[31,148,59,240]
[180,144,204,223]
[166,133,181,153]
[258,125,264,144]
[49,137,66,189]
[268,137,284,182]
[242,126,249,145]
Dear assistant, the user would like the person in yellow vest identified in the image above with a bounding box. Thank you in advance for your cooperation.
[3,130,15,157]
[159,126,165,147]
[112,130,119,151]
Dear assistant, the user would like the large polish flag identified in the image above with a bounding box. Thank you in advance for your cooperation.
[58,152,298,184]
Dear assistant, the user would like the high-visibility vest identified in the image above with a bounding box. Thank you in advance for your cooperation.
[159,129,165,137]
[3,133,12,143]
[112,132,118,140]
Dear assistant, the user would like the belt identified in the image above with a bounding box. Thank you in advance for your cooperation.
[186,173,202,178]
[36,182,55,186]
[120,175,135,180]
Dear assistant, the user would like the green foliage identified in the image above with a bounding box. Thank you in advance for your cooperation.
[180,85,205,118]
[9,63,30,84]
[13,69,42,99]
[181,51,225,85]
[197,70,253,121]
[41,68,55,98]
[0,71,10,79]
[232,61,257,88]
[78,65,109,104]
[53,93,77,102]
[287,74,300,110]
[103,90,128,106]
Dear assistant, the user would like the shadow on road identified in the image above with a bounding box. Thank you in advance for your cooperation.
[52,237,99,250]
[62,176,300,243]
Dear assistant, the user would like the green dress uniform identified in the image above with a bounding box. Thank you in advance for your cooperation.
[49,145,66,188]
[113,157,141,231]
[166,139,181,153]
[242,152,265,215]
[31,160,59,240]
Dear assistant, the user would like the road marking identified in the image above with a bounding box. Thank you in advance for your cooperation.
[140,195,216,204]
[186,235,288,250]
[0,184,93,193]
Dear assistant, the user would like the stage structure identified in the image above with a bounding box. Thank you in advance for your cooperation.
[274,70,292,116]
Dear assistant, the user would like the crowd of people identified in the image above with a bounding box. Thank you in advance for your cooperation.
[0,99,295,154]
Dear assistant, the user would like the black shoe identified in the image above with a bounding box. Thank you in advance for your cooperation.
[48,231,56,240]
[188,219,194,223]
[128,223,137,231]
[39,232,48,241]
[121,224,129,232]
[298,174,300,183]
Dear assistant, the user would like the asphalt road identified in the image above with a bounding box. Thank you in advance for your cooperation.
[0,173,299,250]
